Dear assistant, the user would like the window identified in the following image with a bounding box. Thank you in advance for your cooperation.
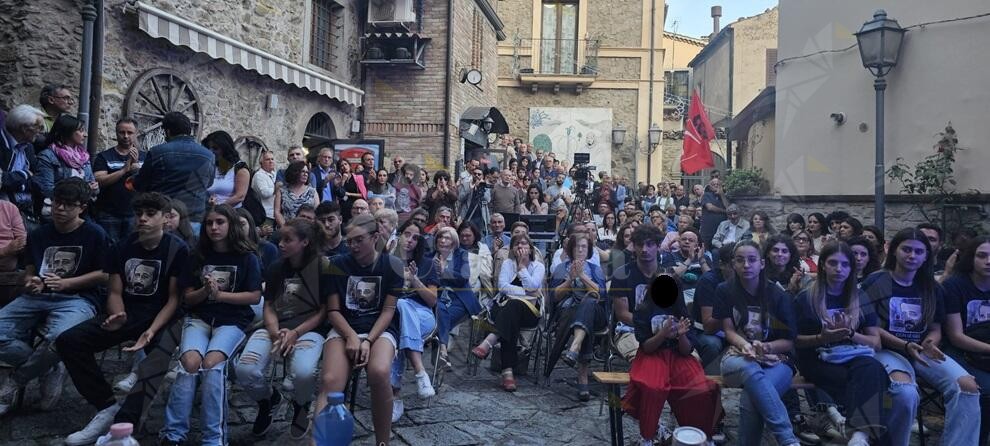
[303,112,336,152]
[766,48,778,87]
[540,0,578,74]
[310,0,344,72]
[665,70,690,99]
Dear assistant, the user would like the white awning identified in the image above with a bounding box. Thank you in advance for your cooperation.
[129,1,363,106]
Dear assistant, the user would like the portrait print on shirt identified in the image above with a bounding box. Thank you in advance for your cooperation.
[125,259,162,296]
[889,297,924,334]
[345,276,382,313]
[966,300,990,328]
[203,265,238,292]
[40,246,83,278]
[634,284,649,311]
[275,278,309,320]
[396,188,411,213]
[735,306,767,341]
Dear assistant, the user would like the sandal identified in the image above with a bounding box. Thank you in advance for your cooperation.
[500,372,517,392]
[561,350,579,368]
[471,340,493,359]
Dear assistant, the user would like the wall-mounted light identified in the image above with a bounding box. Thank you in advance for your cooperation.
[612,125,626,146]
[829,112,846,125]
[647,123,662,148]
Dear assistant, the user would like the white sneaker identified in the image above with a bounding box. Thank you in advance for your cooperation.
[415,371,435,398]
[0,378,23,416]
[113,373,138,393]
[39,362,67,410]
[65,403,120,445]
[391,398,404,423]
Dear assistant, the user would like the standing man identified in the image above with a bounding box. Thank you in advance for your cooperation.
[490,169,521,215]
[39,84,75,131]
[132,112,215,233]
[1,105,43,220]
[312,148,336,202]
[458,165,491,233]
[699,178,729,247]
[93,118,145,244]
[388,155,404,186]
[277,146,317,185]
[673,184,690,211]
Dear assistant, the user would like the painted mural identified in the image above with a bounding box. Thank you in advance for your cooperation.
[529,107,613,171]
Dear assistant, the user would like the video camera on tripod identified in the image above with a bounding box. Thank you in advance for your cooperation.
[572,152,596,198]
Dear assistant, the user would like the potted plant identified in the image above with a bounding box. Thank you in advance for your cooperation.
[723,167,769,197]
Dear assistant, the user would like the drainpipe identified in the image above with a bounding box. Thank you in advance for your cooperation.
[78,0,98,145]
[726,28,734,171]
[86,0,104,153]
[646,0,656,184]
[442,0,454,169]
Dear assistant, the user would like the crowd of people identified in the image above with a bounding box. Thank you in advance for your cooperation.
[0,87,988,446]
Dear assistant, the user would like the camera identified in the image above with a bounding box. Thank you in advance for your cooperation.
[572,153,596,190]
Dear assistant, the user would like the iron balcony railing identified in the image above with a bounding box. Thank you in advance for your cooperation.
[512,37,600,76]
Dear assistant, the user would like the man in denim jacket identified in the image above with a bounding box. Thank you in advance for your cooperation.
[133,112,214,232]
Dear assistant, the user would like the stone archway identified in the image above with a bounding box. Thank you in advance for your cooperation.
[303,112,337,153]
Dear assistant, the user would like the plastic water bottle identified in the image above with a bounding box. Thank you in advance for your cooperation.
[94,423,139,446]
[314,392,355,446]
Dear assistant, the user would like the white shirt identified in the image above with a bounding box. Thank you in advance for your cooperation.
[499,257,546,297]
[252,168,276,218]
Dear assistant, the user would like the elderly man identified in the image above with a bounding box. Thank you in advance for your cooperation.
[490,169,521,214]
[312,148,336,202]
[350,199,370,217]
[711,204,750,249]
[39,84,75,130]
[276,146,317,185]
[1,105,43,217]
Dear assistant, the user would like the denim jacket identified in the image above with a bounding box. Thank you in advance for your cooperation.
[33,146,95,199]
[134,135,215,220]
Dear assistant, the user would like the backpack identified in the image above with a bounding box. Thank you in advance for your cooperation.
[241,167,268,225]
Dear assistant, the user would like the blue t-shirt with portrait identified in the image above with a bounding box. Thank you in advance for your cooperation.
[866,278,945,344]
[943,275,990,333]
[794,289,877,361]
[26,220,110,308]
[185,251,263,329]
[107,232,189,316]
[713,280,796,343]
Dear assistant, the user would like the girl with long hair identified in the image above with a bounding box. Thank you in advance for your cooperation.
[793,241,887,446]
[164,199,197,246]
[781,213,806,237]
[202,131,250,208]
[763,234,806,295]
[806,212,831,254]
[388,220,439,421]
[597,211,618,250]
[847,236,881,284]
[861,225,885,257]
[943,236,990,446]
[521,185,548,215]
[161,205,263,445]
[862,228,980,446]
[235,208,279,274]
[234,218,328,439]
[367,168,397,211]
[792,229,819,276]
[716,240,800,446]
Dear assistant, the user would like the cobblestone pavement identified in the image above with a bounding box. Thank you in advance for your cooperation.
[0,334,943,446]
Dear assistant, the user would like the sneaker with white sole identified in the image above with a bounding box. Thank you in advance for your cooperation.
[0,378,23,416]
[39,362,67,411]
[113,373,139,393]
[65,403,120,445]
[392,398,404,423]
[415,371,435,398]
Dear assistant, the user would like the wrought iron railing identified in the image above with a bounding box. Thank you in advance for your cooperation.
[512,37,600,76]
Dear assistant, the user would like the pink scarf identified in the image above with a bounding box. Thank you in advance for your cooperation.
[52,143,90,169]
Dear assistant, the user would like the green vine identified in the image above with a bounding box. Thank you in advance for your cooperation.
[723,167,769,197]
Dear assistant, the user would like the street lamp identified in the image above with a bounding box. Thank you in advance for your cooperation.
[638,123,662,183]
[856,9,905,236]
[611,125,626,146]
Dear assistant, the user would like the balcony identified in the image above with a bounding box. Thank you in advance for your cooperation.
[512,38,600,93]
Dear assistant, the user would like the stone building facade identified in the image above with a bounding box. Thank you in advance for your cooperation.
[0,0,366,168]
[496,0,666,184]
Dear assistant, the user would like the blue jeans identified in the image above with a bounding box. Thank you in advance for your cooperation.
[875,349,979,446]
[721,354,799,446]
[437,296,469,346]
[95,213,133,245]
[948,346,990,446]
[391,298,436,388]
[234,329,324,404]
[0,294,95,385]
[161,318,245,445]
[691,328,726,372]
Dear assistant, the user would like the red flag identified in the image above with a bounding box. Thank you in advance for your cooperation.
[681,89,716,174]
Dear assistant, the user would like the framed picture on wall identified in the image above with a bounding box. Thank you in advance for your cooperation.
[330,139,385,172]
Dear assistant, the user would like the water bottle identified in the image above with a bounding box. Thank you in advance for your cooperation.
[314,392,355,446]
[94,423,139,446]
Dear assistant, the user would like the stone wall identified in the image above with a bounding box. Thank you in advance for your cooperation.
[732,196,990,240]
[587,0,642,46]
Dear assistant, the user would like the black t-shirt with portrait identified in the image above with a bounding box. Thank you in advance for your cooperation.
[329,252,404,335]
[26,220,110,308]
[107,232,189,316]
[943,275,990,338]
[868,279,945,344]
[265,256,332,333]
[794,289,877,362]
[93,148,146,216]
[713,280,797,343]
[185,251,263,329]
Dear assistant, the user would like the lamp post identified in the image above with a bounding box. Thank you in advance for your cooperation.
[855,9,905,236]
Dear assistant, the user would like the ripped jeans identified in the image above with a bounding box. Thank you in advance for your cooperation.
[875,349,980,446]
[234,329,325,404]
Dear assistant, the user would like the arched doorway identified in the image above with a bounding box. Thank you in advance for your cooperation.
[234,136,268,171]
[303,112,336,152]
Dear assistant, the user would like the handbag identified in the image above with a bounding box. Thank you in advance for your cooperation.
[817,344,875,364]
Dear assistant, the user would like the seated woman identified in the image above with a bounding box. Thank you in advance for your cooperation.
[316,214,402,446]
[623,275,721,446]
[388,220,439,423]
[792,229,819,277]
[716,240,800,446]
[433,226,476,369]
[847,236,880,286]
[471,234,545,392]
[550,233,607,401]
[863,228,980,446]
[794,241,887,446]
[233,218,327,439]
[457,221,494,306]
[943,236,990,446]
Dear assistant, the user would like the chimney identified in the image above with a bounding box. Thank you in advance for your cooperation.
[711,5,722,38]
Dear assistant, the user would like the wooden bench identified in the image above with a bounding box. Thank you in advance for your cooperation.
[592,371,816,446]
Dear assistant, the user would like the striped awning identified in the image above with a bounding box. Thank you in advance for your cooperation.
[129,1,363,106]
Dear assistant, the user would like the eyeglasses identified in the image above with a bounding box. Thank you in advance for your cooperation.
[53,95,74,103]
[52,200,83,210]
[346,233,377,245]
